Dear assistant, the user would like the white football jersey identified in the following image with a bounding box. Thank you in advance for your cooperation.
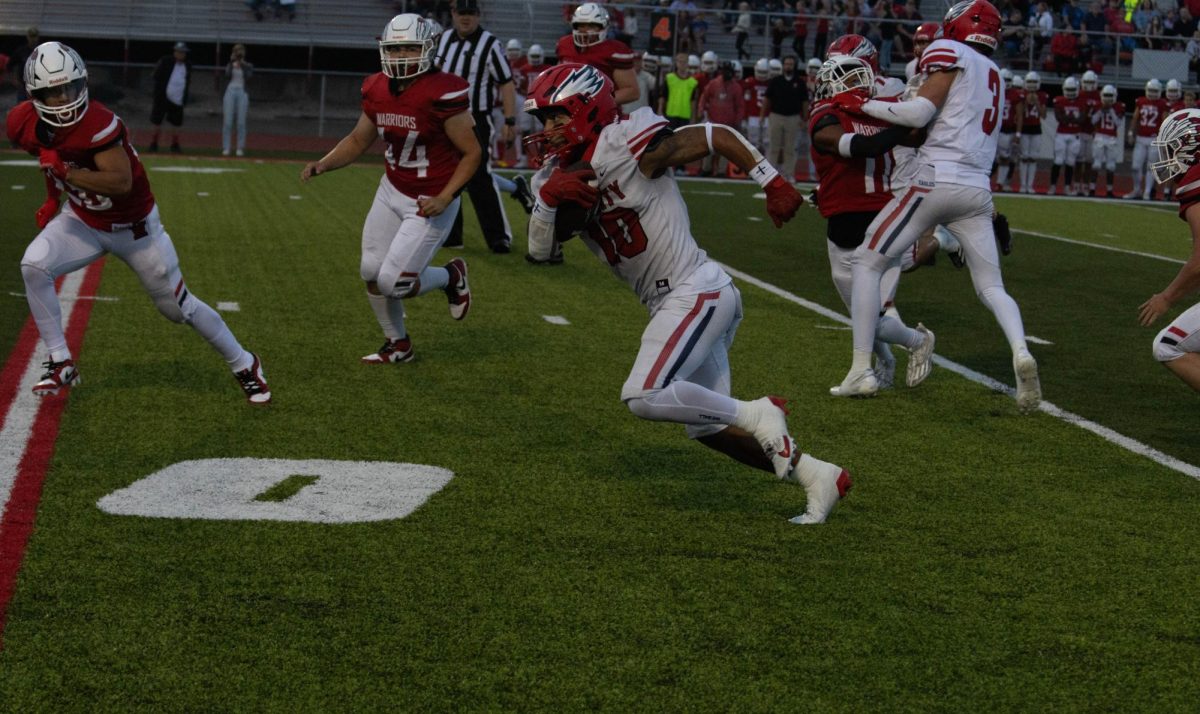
[914,39,1003,190]
[548,107,724,308]
[904,58,918,81]
[875,75,906,99]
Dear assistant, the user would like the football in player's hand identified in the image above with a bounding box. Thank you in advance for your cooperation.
[553,160,598,242]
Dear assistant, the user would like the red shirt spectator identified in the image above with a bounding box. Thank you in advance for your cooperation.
[698,73,744,126]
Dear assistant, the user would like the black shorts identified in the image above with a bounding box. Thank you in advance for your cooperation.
[151,99,184,127]
[826,211,879,250]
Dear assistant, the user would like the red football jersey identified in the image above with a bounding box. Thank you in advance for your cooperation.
[1053,96,1088,135]
[360,70,470,199]
[554,36,634,80]
[1092,101,1125,137]
[1134,96,1169,138]
[808,99,893,219]
[6,100,155,231]
[1079,90,1101,133]
[1001,87,1025,132]
[1174,160,1200,219]
[694,72,713,96]
[523,61,550,95]
[1169,99,1187,115]
[742,76,767,116]
[1022,90,1049,127]
[510,57,532,96]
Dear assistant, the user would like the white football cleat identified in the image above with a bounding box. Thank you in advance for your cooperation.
[444,258,471,321]
[1013,348,1041,414]
[742,395,800,480]
[906,323,935,387]
[788,454,852,525]
[362,337,414,365]
[829,369,878,398]
[874,359,895,390]
[32,358,79,396]
[234,353,271,405]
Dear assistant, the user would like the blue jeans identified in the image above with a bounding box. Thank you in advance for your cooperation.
[222,86,249,153]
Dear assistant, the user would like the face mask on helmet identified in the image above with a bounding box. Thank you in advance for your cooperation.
[25,42,89,128]
[379,15,435,79]
[571,3,609,47]
[755,59,770,81]
[1167,80,1182,101]
[1101,86,1117,105]
[528,45,545,65]
[817,57,875,99]
[1063,78,1079,99]
[1024,72,1040,91]
[522,63,618,168]
[1151,110,1200,183]
[1146,80,1163,100]
[1081,71,1098,91]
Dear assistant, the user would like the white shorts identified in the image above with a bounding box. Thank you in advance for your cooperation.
[827,239,900,312]
[1093,135,1119,169]
[997,132,1017,161]
[1053,133,1081,165]
[1078,133,1094,163]
[23,202,186,304]
[1130,135,1153,171]
[1018,133,1041,160]
[622,263,740,438]
[1153,301,1200,362]
[360,175,459,293]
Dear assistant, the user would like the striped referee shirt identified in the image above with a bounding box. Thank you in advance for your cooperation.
[436,26,513,113]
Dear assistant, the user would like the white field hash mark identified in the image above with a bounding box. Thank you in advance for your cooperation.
[1026,335,1054,346]
[542,315,570,325]
[7,291,118,302]
[719,264,1200,482]
[217,302,240,312]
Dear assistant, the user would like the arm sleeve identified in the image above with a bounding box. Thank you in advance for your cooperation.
[860,96,937,128]
[841,125,913,158]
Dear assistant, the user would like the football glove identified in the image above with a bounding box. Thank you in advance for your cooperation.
[764,175,803,228]
[38,148,68,181]
[834,92,869,115]
[539,167,599,209]
[35,197,59,229]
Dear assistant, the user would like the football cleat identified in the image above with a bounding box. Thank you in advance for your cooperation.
[744,395,799,480]
[511,175,535,215]
[906,323,935,388]
[947,244,966,269]
[874,359,895,390]
[444,258,471,320]
[362,337,414,364]
[788,454,852,525]
[234,353,271,404]
[32,358,79,396]
[1013,349,1041,414]
[829,368,878,398]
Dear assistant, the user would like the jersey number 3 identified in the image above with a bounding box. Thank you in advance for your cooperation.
[588,207,648,265]
[982,68,1001,135]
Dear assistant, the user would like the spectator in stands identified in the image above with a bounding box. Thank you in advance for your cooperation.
[1145,14,1168,48]
[761,55,807,181]
[1063,0,1086,29]
[875,1,898,69]
[1084,2,1113,55]
[278,0,297,21]
[1003,9,1029,60]
[670,0,699,52]
[1110,0,1140,51]
[8,27,39,100]
[691,5,710,52]
[770,16,788,59]
[1189,28,1200,79]
[1051,18,1080,72]
[1132,0,1156,32]
[1077,28,1095,68]
[734,2,752,60]
[793,4,810,59]
[814,0,833,56]
[1164,7,1181,36]
[1178,7,1198,37]
[619,8,638,47]
[1032,2,1055,58]
[1156,0,1177,16]
[222,44,252,157]
[659,53,698,128]
[697,60,744,175]
[894,0,922,58]
[149,42,192,154]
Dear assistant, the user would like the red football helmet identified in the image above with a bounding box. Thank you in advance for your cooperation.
[826,34,879,74]
[914,21,943,46]
[943,0,1002,52]
[522,63,618,167]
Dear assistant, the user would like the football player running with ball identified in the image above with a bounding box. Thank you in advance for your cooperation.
[7,42,271,404]
[828,0,1042,413]
[301,15,480,365]
[1138,108,1200,392]
[522,63,851,524]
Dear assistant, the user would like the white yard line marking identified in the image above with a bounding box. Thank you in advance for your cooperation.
[0,271,85,502]
[152,166,246,174]
[11,185,25,190]
[542,315,570,325]
[217,302,241,312]
[196,192,210,197]
[1101,233,1118,238]
[0,160,38,167]
[1013,228,1184,265]
[720,263,1200,482]
[747,216,763,222]
[683,190,735,196]
[7,291,117,302]
[814,324,852,330]
[289,195,302,200]
[1026,335,1054,345]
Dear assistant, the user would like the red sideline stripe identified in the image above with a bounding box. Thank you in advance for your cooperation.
[1169,326,1189,339]
[642,291,720,390]
[0,259,105,649]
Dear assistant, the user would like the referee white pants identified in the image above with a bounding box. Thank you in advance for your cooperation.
[850,180,1028,355]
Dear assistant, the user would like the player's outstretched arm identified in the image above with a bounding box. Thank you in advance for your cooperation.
[812,119,913,158]
[857,69,956,128]
[1140,202,1200,325]
[418,112,481,217]
[301,112,377,182]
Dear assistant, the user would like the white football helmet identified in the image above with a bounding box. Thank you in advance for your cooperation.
[1151,108,1200,183]
[805,57,821,77]
[1167,78,1183,102]
[1146,78,1163,100]
[1081,69,1098,92]
[701,50,718,74]
[1024,71,1040,92]
[769,58,784,78]
[999,67,1012,85]
[1012,75,1025,90]
[642,51,658,73]
[571,3,609,48]
[1063,76,1079,99]
[731,59,742,75]
[687,54,701,72]
[817,56,874,98]
[528,44,544,65]
[505,38,523,63]
[754,58,770,81]
[1101,84,1117,105]
[24,41,89,128]
[379,14,436,79]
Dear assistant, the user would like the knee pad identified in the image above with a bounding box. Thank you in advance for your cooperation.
[390,276,421,299]
[1153,328,1186,362]
[153,284,199,324]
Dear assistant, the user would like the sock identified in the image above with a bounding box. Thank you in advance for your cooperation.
[1008,162,1019,188]
[793,453,835,488]
[1064,165,1074,187]
[415,265,450,296]
[367,292,406,341]
[1049,164,1060,189]
[629,381,741,425]
[977,285,1028,353]
[22,264,70,362]
[186,299,253,371]
[876,313,920,350]
[935,226,961,253]
[873,339,895,368]
[997,163,1010,186]
[1144,169,1155,198]
[850,257,886,355]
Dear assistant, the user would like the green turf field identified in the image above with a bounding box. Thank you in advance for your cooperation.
[0,157,1197,710]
